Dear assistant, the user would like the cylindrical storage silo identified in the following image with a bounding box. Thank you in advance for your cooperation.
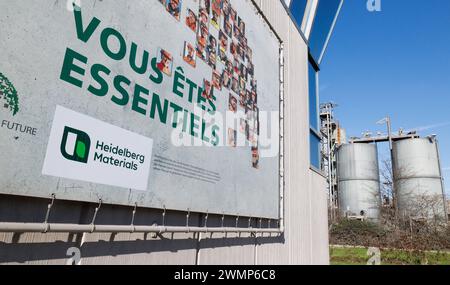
[337,143,381,221]
[392,138,447,220]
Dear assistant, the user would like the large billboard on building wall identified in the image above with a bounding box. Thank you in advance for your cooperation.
[0,0,281,219]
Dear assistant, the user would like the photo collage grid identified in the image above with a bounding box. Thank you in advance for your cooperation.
[158,0,260,169]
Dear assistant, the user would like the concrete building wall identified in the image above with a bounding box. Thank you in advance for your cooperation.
[0,0,330,265]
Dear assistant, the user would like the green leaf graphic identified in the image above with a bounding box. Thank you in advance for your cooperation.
[0,72,20,116]
[76,141,87,159]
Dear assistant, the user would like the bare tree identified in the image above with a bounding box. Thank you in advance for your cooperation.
[380,159,394,207]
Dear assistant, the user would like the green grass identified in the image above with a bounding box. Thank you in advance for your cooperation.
[330,246,450,265]
[330,247,369,265]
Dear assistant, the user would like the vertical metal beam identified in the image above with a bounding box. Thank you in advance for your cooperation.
[279,43,285,233]
[434,138,449,222]
[326,105,333,220]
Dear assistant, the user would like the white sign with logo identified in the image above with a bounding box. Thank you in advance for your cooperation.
[42,106,153,191]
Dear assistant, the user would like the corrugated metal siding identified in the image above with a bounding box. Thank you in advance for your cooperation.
[310,171,330,265]
[80,232,199,265]
[0,232,75,265]
[198,233,256,265]
[0,0,329,265]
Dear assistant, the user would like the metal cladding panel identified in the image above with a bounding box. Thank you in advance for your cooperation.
[338,144,380,181]
[285,23,313,265]
[0,232,77,265]
[337,144,380,220]
[79,232,199,265]
[310,171,330,265]
[393,139,441,179]
[0,0,281,219]
[256,0,327,265]
[393,138,446,218]
[197,233,256,265]
[338,180,381,220]
[258,1,313,264]
[396,178,444,215]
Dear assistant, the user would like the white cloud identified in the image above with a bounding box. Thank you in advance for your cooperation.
[407,122,450,133]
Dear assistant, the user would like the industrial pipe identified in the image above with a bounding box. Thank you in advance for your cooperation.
[0,222,283,234]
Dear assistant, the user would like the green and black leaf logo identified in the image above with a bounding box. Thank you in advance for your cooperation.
[0,73,19,116]
[60,126,91,164]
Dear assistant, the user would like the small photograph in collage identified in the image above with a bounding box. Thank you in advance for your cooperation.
[252,147,260,169]
[228,94,238,113]
[156,48,173,76]
[219,30,228,64]
[240,64,247,81]
[206,35,217,69]
[228,128,237,147]
[251,79,257,92]
[239,90,246,108]
[239,118,248,134]
[224,17,233,38]
[165,0,182,21]
[212,70,221,90]
[186,9,197,32]
[246,89,253,105]
[238,16,246,36]
[219,48,227,64]
[222,0,230,15]
[233,24,241,39]
[197,24,208,47]
[202,79,213,100]
[222,70,231,90]
[238,44,245,61]
[211,0,222,30]
[196,43,206,61]
[239,77,246,91]
[206,35,217,56]
[225,60,233,74]
[183,42,196,68]
[199,8,209,26]
[230,41,238,59]
[246,46,253,62]
[200,0,211,14]
[219,30,228,51]
[233,59,241,76]
[247,105,256,120]
[231,77,240,95]
[248,128,256,145]
[211,0,222,15]
[251,90,258,105]
[211,0,221,30]
[246,98,253,111]
[211,10,220,30]
[230,7,237,23]
[241,37,248,50]
[247,62,254,77]
[253,107,260,133]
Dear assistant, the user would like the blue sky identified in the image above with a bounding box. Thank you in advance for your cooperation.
[319,0,450,197]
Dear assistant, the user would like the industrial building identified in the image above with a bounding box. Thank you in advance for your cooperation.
[392,137,448,220]
[0,0,344,265]
[330,124,448,223]
[320,102,345,220]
